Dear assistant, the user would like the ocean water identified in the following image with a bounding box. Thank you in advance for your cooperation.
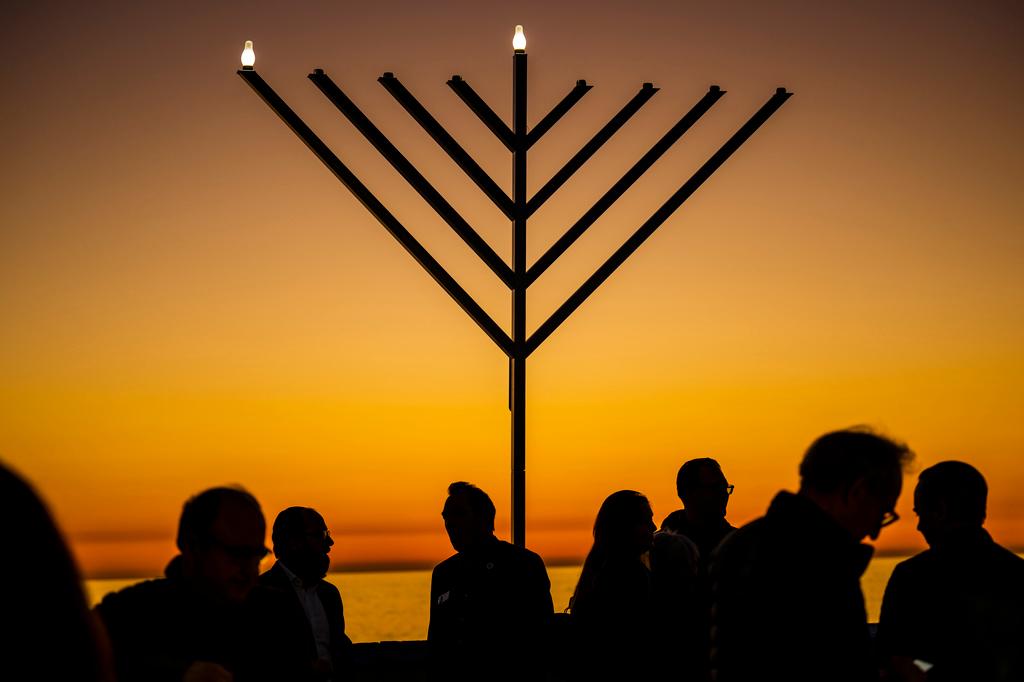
[85,557,905,643]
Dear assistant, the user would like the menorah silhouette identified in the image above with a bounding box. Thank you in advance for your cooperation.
[237,28,791,546]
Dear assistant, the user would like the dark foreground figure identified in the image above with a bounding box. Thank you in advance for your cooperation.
[1,461,112,681]
[660,457,735,681]
[877,461,1024,682]
[428,481,552,682]
[261,506,353,681]
[711,428,913,682]
[569,490,659,680]
[96,487,310,682]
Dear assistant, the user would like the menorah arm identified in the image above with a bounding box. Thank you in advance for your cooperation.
[310,70,514,289]
[379,73,515,220]
[447,76,514,151]
[525,89,792,356]
[527,80,592,149]
[237,69,513,356]
[526,84,659,218]
[525,86,725,287]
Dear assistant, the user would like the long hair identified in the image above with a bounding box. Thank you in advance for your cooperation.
[570,490,652,615]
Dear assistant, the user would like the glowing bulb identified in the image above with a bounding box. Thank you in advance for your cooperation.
[512,25,526,52]
[241,40,255,69]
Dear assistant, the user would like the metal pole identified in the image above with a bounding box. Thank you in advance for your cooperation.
[511,48,527,547]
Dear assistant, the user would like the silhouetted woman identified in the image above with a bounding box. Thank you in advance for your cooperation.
[0,461,113,681]
[569,490,657,679]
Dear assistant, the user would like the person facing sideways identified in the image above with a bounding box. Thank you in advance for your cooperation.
[659,457,735,682]
[95,486,310,682]
[569,490,658,680]
[428,481,553,682]
[710,427,914,682]
[0,461,114,682]
[877,461,1024,682]
[260,507,352,682]
[661,457,737,567]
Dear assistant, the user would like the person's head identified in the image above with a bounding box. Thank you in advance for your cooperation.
[914,461,987,547]
[1,462,112,681]
[176,486,268,604]
[592,490,656,558]
[798,427,914,541]
[272,507,333,583]
[676,458,732,522]
[442,482,496,553]
[571,490,655,616]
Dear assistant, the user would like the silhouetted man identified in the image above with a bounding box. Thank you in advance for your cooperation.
[877,462,1024,682]
[659,458,735,681]
[711,428,913,682]
[661,457,736,568]
[96,487,307,682]
[428,481,553,682]
[260,507,352,681]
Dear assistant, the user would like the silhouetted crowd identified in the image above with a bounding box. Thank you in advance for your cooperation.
[2,426,1023,681]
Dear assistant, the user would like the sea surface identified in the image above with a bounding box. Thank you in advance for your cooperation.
[85,557,905,643]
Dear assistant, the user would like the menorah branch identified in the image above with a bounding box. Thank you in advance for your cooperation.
[310,70,514,288]
[238,69,513,356]
[525,86,725,287]
[527,80,591,148]
[448,76,515,150]
[526,83,658,217]
[526,89,792,355]
[379,73,516,219]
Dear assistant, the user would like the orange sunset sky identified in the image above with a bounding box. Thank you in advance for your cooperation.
[2,1,1022,578]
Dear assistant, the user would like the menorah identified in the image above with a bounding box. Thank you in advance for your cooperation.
[237,28,790,546]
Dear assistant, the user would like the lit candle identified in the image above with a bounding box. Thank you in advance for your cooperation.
[512,25,526,53]
[241,40,255,70]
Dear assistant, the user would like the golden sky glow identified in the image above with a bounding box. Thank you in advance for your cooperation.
[2,1,1022,577]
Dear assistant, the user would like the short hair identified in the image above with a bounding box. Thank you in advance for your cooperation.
[176,486,262,551]
[917,461,987,525]
[676,458,723,499]
[447,481,496,532]
[799,427,914,495]
[271,506,322,553]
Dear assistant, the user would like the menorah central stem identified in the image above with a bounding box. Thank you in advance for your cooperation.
[511,50,527,547]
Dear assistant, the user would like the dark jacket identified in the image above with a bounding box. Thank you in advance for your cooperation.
[661,510,736,569]
[710,491,876,682]
[570,555,654,679]
[95,558,309,682]
[877,528,1024,682]
[428,536,552,681]
[259,562,353,678]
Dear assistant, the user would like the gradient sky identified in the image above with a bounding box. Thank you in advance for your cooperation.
[2,1,1022,578]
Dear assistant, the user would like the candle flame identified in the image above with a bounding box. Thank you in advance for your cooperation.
[513,26,526,52]
[241,40,255,69]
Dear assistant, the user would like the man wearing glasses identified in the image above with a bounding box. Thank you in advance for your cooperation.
[661,457,737,569]
[96,487,308,682]
[710,428,913,682]
[261,507,352,681]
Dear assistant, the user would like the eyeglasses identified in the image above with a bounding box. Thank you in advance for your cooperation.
[307,529,332,543]
[880,510,900,528]
[725,484,735,496]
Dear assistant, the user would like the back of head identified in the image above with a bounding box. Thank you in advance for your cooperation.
[676,458,722,501]
[592,490,653,556]
[271,506,319,553]
[799,427,913,496]
[917,461,987,526]
[0,462,110,681]
[572,490,653,615]
[176,486,263,553]
[447,481,496,532]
